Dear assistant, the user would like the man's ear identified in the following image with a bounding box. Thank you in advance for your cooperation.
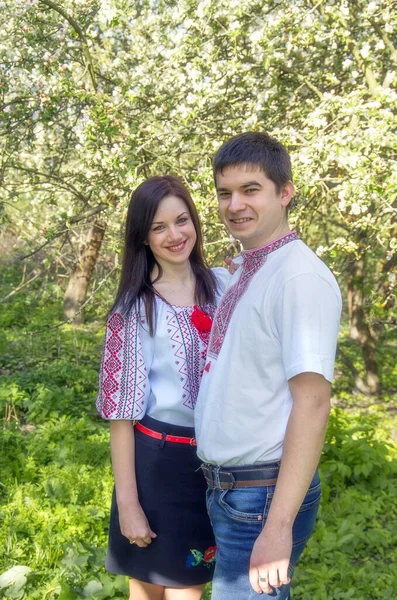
[281,181,295,208]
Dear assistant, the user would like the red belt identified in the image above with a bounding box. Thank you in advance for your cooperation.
[134,422,197,446]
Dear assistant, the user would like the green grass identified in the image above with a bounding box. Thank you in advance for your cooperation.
[0,265,396,599]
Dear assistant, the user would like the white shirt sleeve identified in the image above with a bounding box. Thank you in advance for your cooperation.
[96,309,152,420]
[273,273,342,383]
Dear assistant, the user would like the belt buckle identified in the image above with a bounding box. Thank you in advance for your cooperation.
[189,437,196,446]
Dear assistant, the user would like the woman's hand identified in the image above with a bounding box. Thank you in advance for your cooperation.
[110,421,156,548]
[118,500,157,548]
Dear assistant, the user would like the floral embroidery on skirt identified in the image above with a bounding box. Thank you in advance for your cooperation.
[186,545,217,568]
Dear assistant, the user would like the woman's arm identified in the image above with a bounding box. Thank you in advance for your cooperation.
[110,420,157,547]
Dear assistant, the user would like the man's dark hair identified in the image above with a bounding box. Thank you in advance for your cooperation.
[213,132,293,194]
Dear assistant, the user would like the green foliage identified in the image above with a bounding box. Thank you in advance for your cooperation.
[295,410,397,599]
[1,0,395,396]
[0,268,116,599]
[2,0,395,274]
[0,266,396,599]
[0,0,395,596]
[0,411,121,599]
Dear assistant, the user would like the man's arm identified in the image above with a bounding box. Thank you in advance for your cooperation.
[249,371,331,594]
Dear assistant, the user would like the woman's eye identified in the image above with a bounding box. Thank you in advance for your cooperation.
[177,217,188,224]
[153,225,164,232]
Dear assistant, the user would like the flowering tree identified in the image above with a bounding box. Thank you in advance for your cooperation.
[1,0,395,391]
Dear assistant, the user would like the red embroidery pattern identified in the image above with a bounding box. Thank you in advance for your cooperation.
[167,305,215,410]
[190,306,213,345]
[97,311,148,419]
[208,231,298,359]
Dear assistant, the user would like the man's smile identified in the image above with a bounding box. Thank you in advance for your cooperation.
[229,217,253,224]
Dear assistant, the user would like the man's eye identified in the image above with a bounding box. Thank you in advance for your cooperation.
[246,188,258,193]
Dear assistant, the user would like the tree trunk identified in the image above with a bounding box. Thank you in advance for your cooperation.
[63,218,106,324]
[347,253,381,395]
[376,220,397,318]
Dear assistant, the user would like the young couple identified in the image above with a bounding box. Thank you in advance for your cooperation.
[97,132,341,600]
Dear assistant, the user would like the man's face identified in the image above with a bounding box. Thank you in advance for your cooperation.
[215,165,295,250]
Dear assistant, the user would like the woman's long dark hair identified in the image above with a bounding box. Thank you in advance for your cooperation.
[110,176,218,334]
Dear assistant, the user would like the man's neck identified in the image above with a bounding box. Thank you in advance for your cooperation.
[241,224,291,251]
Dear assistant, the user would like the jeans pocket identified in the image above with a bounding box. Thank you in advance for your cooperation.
[219,487,270,523]
[298,482,321,513]
[292,480,321,548]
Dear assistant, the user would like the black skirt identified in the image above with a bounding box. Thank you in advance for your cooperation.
[105,415,216,587]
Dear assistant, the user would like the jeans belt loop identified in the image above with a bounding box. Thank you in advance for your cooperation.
[227,471,235,490]
[214,466,221,489]
[202,463,212,487]
[206,466,212,488]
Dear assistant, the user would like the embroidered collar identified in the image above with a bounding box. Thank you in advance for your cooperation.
[208,230,298,359]
[229,231,298,274]
[242,230,298,257]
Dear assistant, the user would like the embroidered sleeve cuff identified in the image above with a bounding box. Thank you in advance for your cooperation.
[96,311,150,420]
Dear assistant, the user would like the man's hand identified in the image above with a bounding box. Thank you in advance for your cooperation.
[248,373,330,593]
[118,501,157,548]
[249,524,292,594]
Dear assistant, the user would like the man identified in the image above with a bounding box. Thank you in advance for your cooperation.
[194,132,341,599]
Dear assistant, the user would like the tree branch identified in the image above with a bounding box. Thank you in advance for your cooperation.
[382,250,397,275]
[18,204,108,260]
[337,346,372,395]
[309,0,382,97]
[26,266,118,334]
[39,0,97,92]
[299,76,323,100]
[9,165,88,204]
[0,270,42,303]
[365,13,397,65]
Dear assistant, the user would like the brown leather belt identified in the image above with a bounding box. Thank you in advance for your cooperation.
[201,462,279,489]
[135,422,196,446]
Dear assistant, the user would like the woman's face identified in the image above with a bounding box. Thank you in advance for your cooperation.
[146,195,197,269]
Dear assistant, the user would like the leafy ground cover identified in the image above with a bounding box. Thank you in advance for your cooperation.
[0,266,396,599]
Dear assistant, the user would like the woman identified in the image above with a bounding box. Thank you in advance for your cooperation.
[96,176,229,600]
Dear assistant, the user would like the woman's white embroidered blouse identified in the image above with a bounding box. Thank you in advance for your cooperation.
[96,268,229,426]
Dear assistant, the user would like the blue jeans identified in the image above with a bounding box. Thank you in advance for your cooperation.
[206,465,321,600]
